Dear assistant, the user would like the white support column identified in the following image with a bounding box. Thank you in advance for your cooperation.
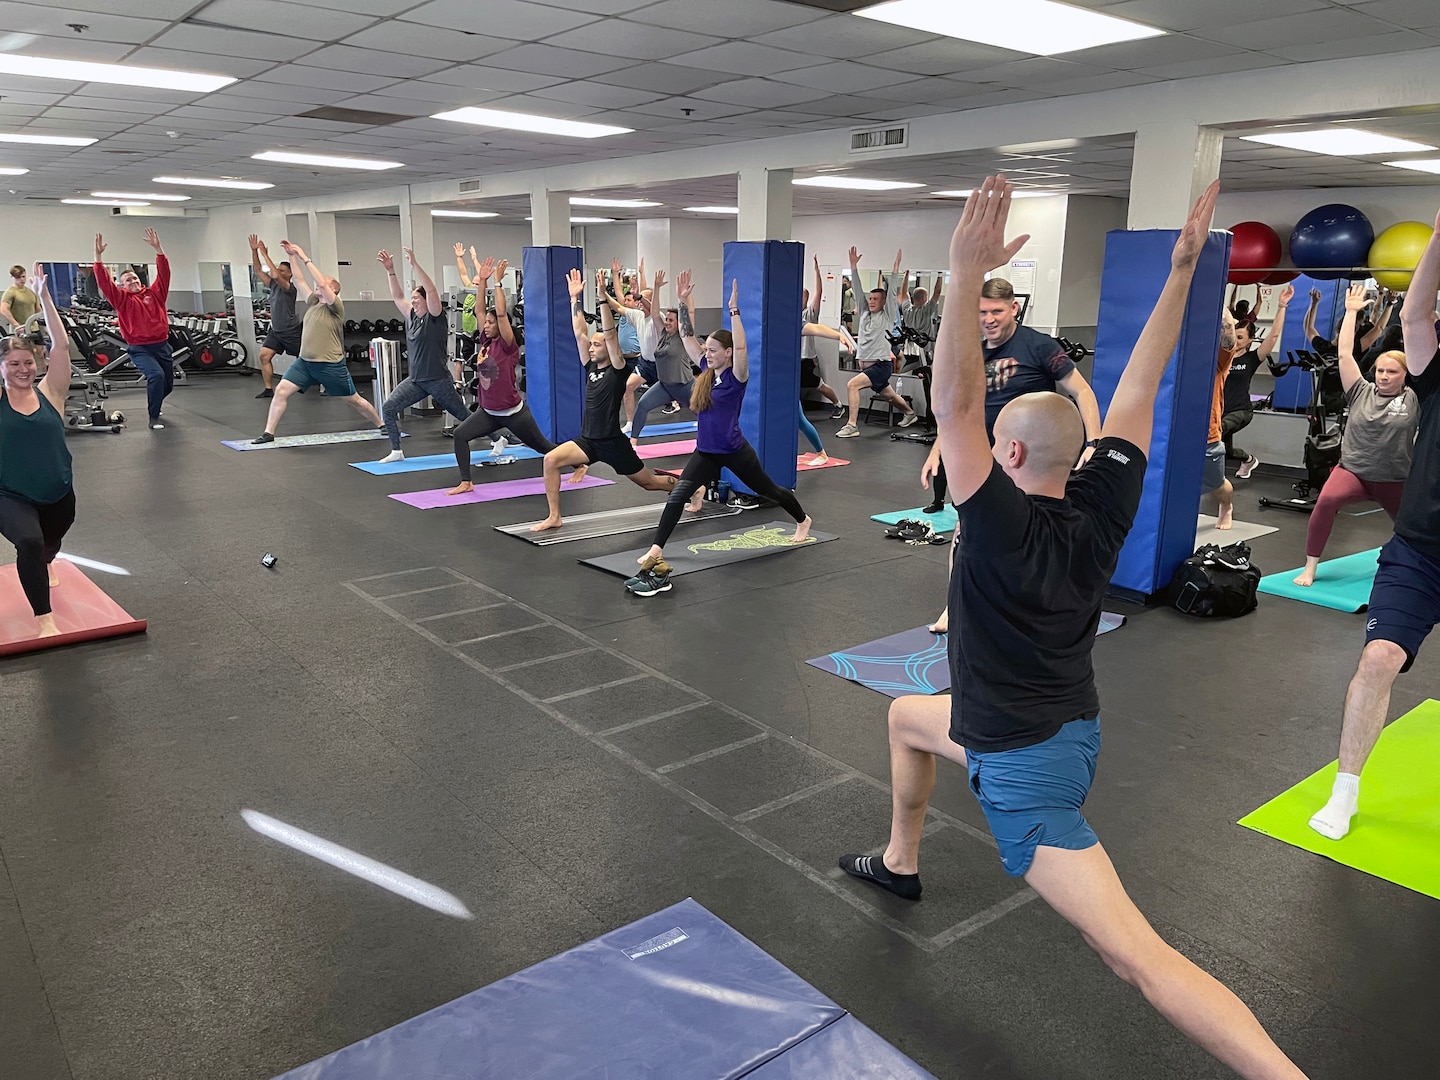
[307,210,341,289]
[736,167,793,242]
[398,187,437,282]
[1127,121,1222,230]
[530,188,571,248]
[635,218,672,290]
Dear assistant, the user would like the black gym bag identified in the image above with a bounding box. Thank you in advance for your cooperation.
[1165,541,1261,618]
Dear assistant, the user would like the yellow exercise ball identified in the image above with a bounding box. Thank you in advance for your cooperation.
[1368,220,1434,290]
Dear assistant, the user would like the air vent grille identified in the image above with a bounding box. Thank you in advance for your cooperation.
[850,124,909,154]
[458,178,482,193]
[296,106,411,127]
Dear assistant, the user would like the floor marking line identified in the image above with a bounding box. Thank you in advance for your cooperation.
[351,566,441,584]
[655,732,769,774]
[595,699,710,736]
[541,672,651,703]
[491,647,597,673]
[370,582,467,601]
[412,602,510,624]
[928,889,1040,948]
[450,624,549,647]
[734,775,855,822]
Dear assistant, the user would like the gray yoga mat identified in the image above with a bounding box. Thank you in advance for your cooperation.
[580,520,837,578]
[497,502,742,546]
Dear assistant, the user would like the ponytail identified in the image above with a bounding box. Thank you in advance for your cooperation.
[690,367,716,413]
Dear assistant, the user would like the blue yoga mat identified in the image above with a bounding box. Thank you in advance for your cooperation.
[871,505,957,533]
[349,421,700,475]
[1258,548,1380,612]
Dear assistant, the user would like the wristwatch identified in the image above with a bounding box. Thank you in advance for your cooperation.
[1084,439,1100,448]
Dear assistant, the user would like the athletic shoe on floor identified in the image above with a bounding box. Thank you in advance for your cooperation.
[838,853,921,900]
[1237,454,1258,480]
[378,450,404,464]
[255,387,274,399]
[251,432,274,444]
[731,493,762,510]
[490,436,509,457]
[836,423,860,438]
[830,404,847,420]
[922,501,945,514]
[624,569,672,596]
[149,420,165,430]
[898,413,919,428]
[621,421,632,436]
[637,553,673,576]
[442,426,456,438]
[661,401,681,414]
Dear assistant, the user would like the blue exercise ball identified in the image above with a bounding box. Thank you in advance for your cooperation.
[1289,204,1374,280]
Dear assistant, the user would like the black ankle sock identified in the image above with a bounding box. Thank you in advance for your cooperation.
[839,853,921,900]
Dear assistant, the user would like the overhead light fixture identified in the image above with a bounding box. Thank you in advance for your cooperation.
[1384,158,1440,175]
[153,176,274,190]
[0,133,96,146]
[523,216,616,224]
[0,54,234,93]
[431,209,499,218]
[932,190,972,198]
[253,150,403,171]
[854,0,1164,56]
[684,206,740,214]
[932,188,1058,198]
[570,197,661,208]
[92,190,190,202]
[432,106,632,139]
[1241,128,1435,156]
[0,167,28,175]
[793,176,924,191]
[63,198,149,206]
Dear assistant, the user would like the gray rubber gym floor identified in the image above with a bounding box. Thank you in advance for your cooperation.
[3,377,1437,1079]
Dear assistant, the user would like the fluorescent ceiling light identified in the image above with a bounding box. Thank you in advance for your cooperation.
[63,198,149,206]
[854,0,1164,57]
[153,175,273,190]
[92,190,190,202]
[523,216,616,224]
[1241,128,1435,156]
[684,206,739,214]
[0,167,28,175]
[570,197,660,208]
[932,190,971,198]
[253,150,403,171]
[432,106,632,139]
[0,133,95,146]
[0,54,234,93]
[1384,158,1440,175]
[932,188,1058,198]
[431,209,499,218]
[793,176,924,191]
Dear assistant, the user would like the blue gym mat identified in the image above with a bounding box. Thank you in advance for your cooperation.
[349,421,700,475]
[274,897,934,1079]
[872,505,957,533]
[223,430,404,451]
[1258,547,1380,612]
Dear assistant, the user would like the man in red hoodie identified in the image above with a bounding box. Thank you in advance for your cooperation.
[95,228,172,430]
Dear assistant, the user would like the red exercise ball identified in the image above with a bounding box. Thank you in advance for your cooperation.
[1228,221,1283,285]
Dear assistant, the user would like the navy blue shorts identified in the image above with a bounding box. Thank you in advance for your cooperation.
[862,360,894,391]
[1365,534,1440,673]
[965,718,1101,877]
[633,358,658,385]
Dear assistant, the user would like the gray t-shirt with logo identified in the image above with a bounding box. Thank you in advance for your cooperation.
[268,279,299,334]
[855,273,900,363]
[1341,379,1419,483]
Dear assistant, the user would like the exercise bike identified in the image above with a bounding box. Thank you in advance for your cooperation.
[887,325,938,444]
[1257,349,1344,515]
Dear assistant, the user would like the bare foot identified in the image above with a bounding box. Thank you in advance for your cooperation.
[530,516,564,533]
[446,481,474,496]
[928,608,948,635]
[36,613,61,638]
[637,544,664,567]
[49,568,60,588]
[685,491,704,513]
[1216,504,1234,530]
[789,516,813,543]
[1292,571,1315,587]
[566,466,589,485]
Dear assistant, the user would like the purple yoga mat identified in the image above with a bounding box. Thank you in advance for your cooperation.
[390,474,613,509]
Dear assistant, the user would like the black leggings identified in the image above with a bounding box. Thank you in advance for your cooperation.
[0,490,76,616]
[931,460,948,505]
[452,402,556,481]
[654,442,805,550]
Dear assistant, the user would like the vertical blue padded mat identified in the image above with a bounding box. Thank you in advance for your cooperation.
[721,240,803,493]
[1090,228,1231,597]
[1269,273,1336,412]
[521,245,585,444]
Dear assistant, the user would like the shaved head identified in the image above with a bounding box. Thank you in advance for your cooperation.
[992,392,1085,484]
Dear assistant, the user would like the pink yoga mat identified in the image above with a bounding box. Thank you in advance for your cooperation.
[390,474,613,509]
[796,454,849,471]
[638,439,694,459]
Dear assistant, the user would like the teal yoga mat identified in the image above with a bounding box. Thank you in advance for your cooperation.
[871,505,957,533]
[1257,548,1380,613]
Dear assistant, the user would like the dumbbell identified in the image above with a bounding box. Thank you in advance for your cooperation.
[389,318,403,333]
[345,320,359,334]
[359,320,375,334]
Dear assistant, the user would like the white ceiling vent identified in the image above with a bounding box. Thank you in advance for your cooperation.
[850,124,909,155]
[252,205,263,214]
[458,178,483,194]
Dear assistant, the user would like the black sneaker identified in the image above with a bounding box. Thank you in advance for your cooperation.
[251,432,275,444]
[830,404,847,420]
[255,387,274,399]
[731,493,762,510]
[838,853,921,900]
[922,501,945,514]
[624,569,672,597]
[661,401,681,414]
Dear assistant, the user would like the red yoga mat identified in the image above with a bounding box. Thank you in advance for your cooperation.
[0,560,147,657]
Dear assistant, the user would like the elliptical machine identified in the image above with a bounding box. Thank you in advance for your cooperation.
[1258,348,1344,515]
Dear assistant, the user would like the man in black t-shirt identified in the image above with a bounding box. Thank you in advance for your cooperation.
[1222,284,1291,475]
[840,178,1307,1078]
[1311,208,1440,843]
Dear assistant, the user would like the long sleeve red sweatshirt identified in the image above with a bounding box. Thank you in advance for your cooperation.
[95,255,171,345]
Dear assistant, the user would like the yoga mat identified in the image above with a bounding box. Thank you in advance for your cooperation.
[1257,547,1380,613]
[1238,699,1440,900]
[626,420,696,437]
[0,561,146,657]
[390,474,612,509]
[349,438,696,475]
[581,520,836,578]
[1195,514,1278,547]
[223,429,402,451]
[871,505,957,533]
[496,501,742,546]
[797,455,849,471]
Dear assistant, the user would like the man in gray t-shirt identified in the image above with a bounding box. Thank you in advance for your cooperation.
[837,245,919,438]
[250,234,304,398]
[901,273,943,365]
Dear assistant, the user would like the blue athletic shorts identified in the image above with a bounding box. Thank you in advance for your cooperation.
[633,358,658,385]
[862,359,894,391]
[1202,440,1225,493]
[1365,534,1440,673]
[282,359,357,397]
[965,718,1101,878]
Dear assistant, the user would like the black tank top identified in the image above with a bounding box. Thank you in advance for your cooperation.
[0,388,73,504]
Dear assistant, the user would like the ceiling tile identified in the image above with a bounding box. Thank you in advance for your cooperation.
[400,0,601,39]
[627,97,755,121]
[460,92,602,119]
[0,34,132,63]
[751,14,940,59]
[121,48,281,79]
[541,20,724,61]
[1349,0,1440,30]
[1266,31,1421,63]
[300,45,456,79]
[1098,0,1328,33]
[341,24,520,62]
[423,66,567,93]
[1074,32,1241,69]
[620,0,825,37]
[1196,8,1394,50]
[668,40,829,78]
[478,43,631,79]
[189,0,380,37]
[593,63,735,97]
[526,0,653,14]
[530,81,667,111]
[372,82,507,107]
[1036,71,1161,95]
[689,78,830,109]
[148,24,323,63]
[322,0,441,12]
[28,0,197,15]
[771,60,928,94]
[862,38,1028,77]
[1135,52,1289,79]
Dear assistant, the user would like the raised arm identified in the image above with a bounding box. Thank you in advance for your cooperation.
[1336,283,1368,393]
[727,279,748,382]
[490,259,515,345]
[648,269,667,335]
[1055,368,1102,444]
[284,242,334,305]
[1358,290,1393,352]
[249,234,272,287]
[674,270,704,364]
[932,177,1031,505]
[377,250,409,316]
[567,268,590,363]
[1099,181,1219,456]
[406,248,443,317]
[596,268,624,370]
[453,242,475,288]
[1401,206,1440,378]
[810,255,823,319]
[33,264,70,407]
[144,229,169,304]
[1302,288,1321,342]
[931,272,943,304]
[1255,283,1292,362]
[93,234,120,306]
[898,268,910,307]
[848,246,862,289]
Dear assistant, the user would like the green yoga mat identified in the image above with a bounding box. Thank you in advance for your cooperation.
[1238,699,1440,900]
[1256,548,1380,612]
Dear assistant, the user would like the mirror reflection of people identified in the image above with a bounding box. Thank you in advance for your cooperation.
[0,264,38,331]
[94,229,173,430]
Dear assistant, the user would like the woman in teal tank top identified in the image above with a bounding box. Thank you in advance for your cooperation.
[0,265,76,638]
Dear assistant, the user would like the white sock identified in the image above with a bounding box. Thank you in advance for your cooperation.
[379,450,404,464]
[1309,772,1360,840]
[490,436,508,456]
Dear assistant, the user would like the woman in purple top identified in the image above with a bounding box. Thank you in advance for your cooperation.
[625,275,812,597]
